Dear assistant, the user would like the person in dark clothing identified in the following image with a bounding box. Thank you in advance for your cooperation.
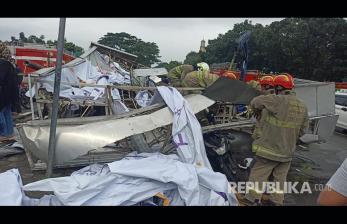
[0,58,19,141]
[10,57,23,114]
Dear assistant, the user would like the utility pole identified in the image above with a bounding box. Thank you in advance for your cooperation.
[46,18,66,177]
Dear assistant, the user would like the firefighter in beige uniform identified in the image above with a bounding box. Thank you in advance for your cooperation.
[181,62,220,88]
[167,64,195,87]
[244,74,309,206]
[252,75,276,140]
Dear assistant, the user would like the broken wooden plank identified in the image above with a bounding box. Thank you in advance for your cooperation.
[13,112,32,119]
[37,80,204,91]
[21,102,166,126]
[36,99,108,107]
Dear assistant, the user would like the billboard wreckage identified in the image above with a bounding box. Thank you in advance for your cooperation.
[7,41,338,206]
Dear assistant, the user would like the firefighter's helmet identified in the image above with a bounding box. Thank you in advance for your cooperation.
[274,74,294,89]
[197,62,209,72]
[259,75,274,87]
[223,71,237,79]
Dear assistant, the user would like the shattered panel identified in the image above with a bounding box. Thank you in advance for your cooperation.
[18,94,215,164]
[203,77,260,104]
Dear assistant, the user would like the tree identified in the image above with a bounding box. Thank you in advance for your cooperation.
[184,51,202,65]
[8,33,85,57]
[19,32,27,42]
[98,32,161,67]
[27,35,45,44]
[46,40,54,46]
[188,18,347,82]
[43,39,84,57]
[156,60,182,71]
[64,41,84,57]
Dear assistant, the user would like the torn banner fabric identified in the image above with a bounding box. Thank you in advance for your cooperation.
[23,152,238,206]
[0,169,23,205]
[157,86,212,169]
[0,169,62,206]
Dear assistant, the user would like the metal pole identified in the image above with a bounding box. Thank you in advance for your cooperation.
[46,18,66,177]
[27,73,35,120]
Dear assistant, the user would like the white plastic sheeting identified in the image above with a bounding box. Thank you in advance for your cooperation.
[22,195,63,206]
[157,86,212,169]
[23,152,238,206]
[0,141,24,159]
[0,169,24,205]
[26,57,130,101]
[0,168,62,206]
[110,61,131,81]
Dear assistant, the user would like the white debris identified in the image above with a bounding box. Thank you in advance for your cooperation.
[157,86,212,169]
[0,168,62,206]
[23,152,238,206]
[0,169,24,205]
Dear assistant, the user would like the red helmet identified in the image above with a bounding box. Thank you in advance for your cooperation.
[274,74,294,89]
[259,75,274,87]
[222,71,237,79]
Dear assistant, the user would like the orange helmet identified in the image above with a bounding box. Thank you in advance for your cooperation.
[274,74,294,89]
[223,71,237,79]
[259,75,274,87]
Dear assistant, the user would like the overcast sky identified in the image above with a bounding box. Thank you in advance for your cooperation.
[0,18,283,62]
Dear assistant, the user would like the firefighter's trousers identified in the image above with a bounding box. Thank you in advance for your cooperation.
[244,156,291,205]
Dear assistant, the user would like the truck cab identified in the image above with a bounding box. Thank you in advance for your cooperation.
[335,92,347,130]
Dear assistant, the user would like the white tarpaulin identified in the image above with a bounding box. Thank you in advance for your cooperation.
[23,152,238,206]
[157,86,212,169]
[26,54,130,100]
[0,169,24,205]
[0,168,63,206]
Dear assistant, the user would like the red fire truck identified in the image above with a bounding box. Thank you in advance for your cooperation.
[336,82,347,90]
[6,43,76,109]
[7,43,75,75]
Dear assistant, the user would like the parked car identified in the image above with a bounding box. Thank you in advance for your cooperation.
[335,92,347,130]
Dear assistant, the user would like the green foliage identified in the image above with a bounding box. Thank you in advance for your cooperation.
[27,35,45,44]
[46,40,54,46]
[10,32,85,57]
[184,51,203,65]
[63,41,84,57]
[98,32,161,67]
[156,60,182,71]
[185,18,347,82]
[41,39,84,57]
[19,32,27,42]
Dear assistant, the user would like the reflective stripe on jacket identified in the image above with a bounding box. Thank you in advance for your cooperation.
[182,70,219,88]
[252,89,274,140]
[167,65,194,87]
[250,92,309,162]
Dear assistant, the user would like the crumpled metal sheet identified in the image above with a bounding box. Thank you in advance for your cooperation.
[203,77,260,104]
[18,94,215,164]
